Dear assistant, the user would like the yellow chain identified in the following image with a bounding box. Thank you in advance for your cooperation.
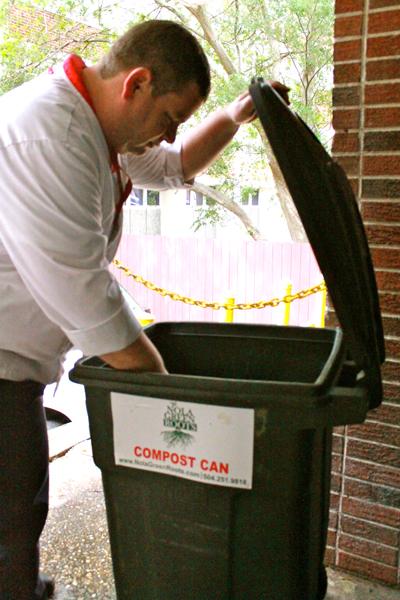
[113,259,326,311]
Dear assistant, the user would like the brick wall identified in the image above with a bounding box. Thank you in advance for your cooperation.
[8,3,104,56]
[329,0,400,587]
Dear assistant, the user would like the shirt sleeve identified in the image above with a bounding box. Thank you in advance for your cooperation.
[0,139,142,356]
[120,139,191,190]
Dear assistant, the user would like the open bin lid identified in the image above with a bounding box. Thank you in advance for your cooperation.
[249,78,385,409]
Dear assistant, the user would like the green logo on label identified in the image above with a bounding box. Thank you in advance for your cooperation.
[162,401,197,448]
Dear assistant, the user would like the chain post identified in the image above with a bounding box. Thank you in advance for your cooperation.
[320,283,327,328]
[283,282,292,326]
[225,296,235,323]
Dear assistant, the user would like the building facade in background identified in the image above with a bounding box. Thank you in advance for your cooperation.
[122,183,290,241]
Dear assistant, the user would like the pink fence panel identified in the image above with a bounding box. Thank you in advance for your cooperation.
[111,235,323,326]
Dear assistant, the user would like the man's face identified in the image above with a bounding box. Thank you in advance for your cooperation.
[119,80,203,154]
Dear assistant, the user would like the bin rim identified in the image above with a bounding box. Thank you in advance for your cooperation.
[70,323,345,401]
[249,78,384,408]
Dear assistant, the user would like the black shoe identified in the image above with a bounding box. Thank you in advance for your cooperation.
[39,574,55,599]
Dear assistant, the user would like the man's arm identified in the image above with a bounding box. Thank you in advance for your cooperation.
[181,83,290,181]
[100,331,167,373]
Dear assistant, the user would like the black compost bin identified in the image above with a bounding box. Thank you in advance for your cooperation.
[70,80,385,600]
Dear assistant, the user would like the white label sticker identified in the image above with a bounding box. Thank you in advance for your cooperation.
[111,393,254,489]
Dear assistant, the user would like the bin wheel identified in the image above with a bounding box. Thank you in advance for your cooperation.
[317,565,328,600]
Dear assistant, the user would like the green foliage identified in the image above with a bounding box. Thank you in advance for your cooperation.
[191,204,226,232]
[0,0,112,94]
[241,185,258,204]
[261,0,334,137]
[147,190,160,206]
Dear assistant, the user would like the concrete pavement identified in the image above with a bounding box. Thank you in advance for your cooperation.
[41,442,115,599]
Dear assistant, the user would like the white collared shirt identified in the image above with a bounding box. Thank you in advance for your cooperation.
[0,65,187,383]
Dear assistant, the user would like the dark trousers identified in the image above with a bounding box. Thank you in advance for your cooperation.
[0,379,49,600]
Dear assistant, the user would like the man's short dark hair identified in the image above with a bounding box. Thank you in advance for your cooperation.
[99,20,211,99]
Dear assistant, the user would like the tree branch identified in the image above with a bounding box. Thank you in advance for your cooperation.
[190,182,263,240]
[186,5,237,74]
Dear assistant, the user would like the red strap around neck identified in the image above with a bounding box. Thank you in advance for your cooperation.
[63,54,95,111]
[62,54,132,218]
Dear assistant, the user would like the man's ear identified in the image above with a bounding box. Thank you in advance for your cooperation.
[122,67,152,100]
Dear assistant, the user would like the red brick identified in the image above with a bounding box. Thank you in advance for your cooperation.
[372,247,400,269]
[9,5,100,54]
[347,421,400,447]
[338,533,398,565]
[364,132,400,152]
[334,62,362,83]
[333,433,345,454]
[341,514,399,547]
[332,453,344,472]
[381,290,400,317]
[333,108,361,130]
[333,132,360,153]
[379,292,400,313]
[382,316,400,338]
[336,154,360,175]
[335,14,363,37]
[337,551,399,584]
[366,224,400,245]
[345,457,400,489]
[363,179,400,199]
[384,339,400,360]
[369,10,400,34]
[371,0,400,7]
[363,156,400,177]
[379,292,400,314]
[362,200,400,221]
[332,472,343,493]
[333,85,361,106]
[384,382,400,403]
[365,107,400,128]
[336,0,363,13]
[368,402,400,425]
[344,478,400,510]
[367,58,400,80]
[324,546,336,566]
[367,34,400,59]
[330,491,341,511]
[376,270,400,293]
[381,360,400,381]
[365,83,400,105]
[342,496,400,527]
[327,529,337,547]
[329,510,339,530]
[335,39,362,61]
